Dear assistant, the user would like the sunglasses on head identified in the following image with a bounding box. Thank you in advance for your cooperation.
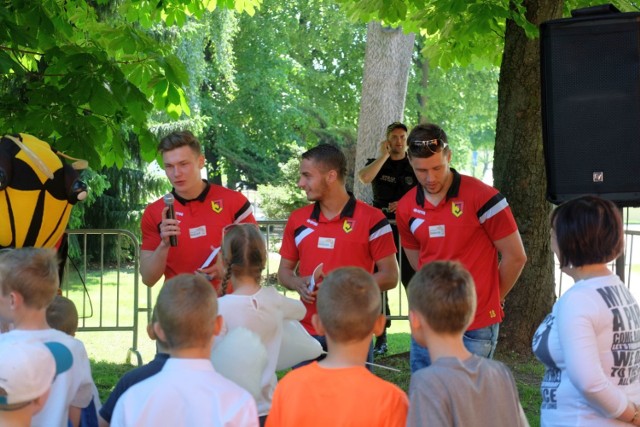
[409,139,448,155]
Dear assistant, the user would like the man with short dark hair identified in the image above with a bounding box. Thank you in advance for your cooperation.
[358,121,417,356]
[278,143,399,366]
[396,123,527,372]
[140,131,256,292]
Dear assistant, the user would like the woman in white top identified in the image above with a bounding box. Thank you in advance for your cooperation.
[532,195,640,426]
[215,224,305,426]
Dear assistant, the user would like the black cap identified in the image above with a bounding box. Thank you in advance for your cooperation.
[386,122,408,137]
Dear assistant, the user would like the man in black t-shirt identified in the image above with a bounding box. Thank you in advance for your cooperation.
[358,122,417,356]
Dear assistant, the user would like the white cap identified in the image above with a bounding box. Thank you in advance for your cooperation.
[0,340,72,407]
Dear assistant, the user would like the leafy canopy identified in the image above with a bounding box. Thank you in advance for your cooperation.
[335,0,536,68]
[335,0,639,68]
[0,0,261,168]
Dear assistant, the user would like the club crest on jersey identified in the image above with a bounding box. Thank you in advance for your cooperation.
[211,200,223,214]
[343,219,355,233]
[452,201,463,218]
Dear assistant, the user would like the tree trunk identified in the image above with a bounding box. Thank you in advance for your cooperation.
[494,0,563,354]
[353,22,415,202]
[414,36,430,125]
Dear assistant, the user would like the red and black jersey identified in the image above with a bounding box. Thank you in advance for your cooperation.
[280,194,397,334]
[396,169,518,330]
[141,181,256,290]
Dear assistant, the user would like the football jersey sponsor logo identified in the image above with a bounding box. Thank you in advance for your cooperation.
[413,208,426,215]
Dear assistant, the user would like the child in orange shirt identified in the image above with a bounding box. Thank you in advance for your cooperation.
[266,267,408,427]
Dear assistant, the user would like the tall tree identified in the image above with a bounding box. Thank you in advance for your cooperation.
[193,0,368,188]
[493,0,562,353]
[353,22,415,203]
[335,0,560,352]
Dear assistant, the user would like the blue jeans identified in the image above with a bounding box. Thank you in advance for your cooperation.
[409,323,500,373]
[293,335,375,371]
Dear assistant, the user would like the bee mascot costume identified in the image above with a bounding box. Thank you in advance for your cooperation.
[0,133,87,251]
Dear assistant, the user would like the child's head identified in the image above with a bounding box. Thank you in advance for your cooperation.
[0,248,58,318]
[408,261,477,335]
[315,267,382,343]
[220,224,266,295]
[0,340,71,414]
[46,295,79,336]
[155,274,219,350]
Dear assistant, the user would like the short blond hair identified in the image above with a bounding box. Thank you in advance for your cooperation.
[408,261,476,334]
[317,267,380,343]
[156,274,218,349]
[46,295,78,335]
[0,248,58,310]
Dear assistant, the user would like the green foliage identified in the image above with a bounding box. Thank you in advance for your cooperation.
[407,63,499,177]
[336,0,639,68]
[168,0,367,188]
[257,156,308,219]
[73,162,168,262]
[0,0,261,169]
[335,0,524,67]
[68,169,111,231]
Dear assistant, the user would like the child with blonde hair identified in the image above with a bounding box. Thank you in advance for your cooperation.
[0,248,94,427]
[111,274,258,426]
[215,224,305,426]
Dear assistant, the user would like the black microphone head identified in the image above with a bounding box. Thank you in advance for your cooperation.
[163,193,175,206]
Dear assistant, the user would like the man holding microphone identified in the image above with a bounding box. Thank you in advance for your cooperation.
[140,130,256,292]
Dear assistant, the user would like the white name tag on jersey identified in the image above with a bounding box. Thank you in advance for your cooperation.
[429,225,445,238]
[189,226,207,239]
[318,237,335,249]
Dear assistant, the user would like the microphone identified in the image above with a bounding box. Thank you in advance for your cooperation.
[163,193,178,247]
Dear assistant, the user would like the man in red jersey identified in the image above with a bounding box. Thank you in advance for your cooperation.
[278,143,398,367]
[395,123,527,372]
[140,131,256,292]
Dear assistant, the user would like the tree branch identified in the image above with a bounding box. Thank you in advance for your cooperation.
[0,45,42,55]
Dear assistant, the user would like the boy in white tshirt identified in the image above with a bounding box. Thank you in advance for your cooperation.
[0,247,94,427]
[112,273,258,427]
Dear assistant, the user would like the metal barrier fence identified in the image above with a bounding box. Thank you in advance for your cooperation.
[62,229,143,365]
[61,225,640,365]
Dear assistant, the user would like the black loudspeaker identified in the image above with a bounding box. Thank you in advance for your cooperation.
[541,5,640,206]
